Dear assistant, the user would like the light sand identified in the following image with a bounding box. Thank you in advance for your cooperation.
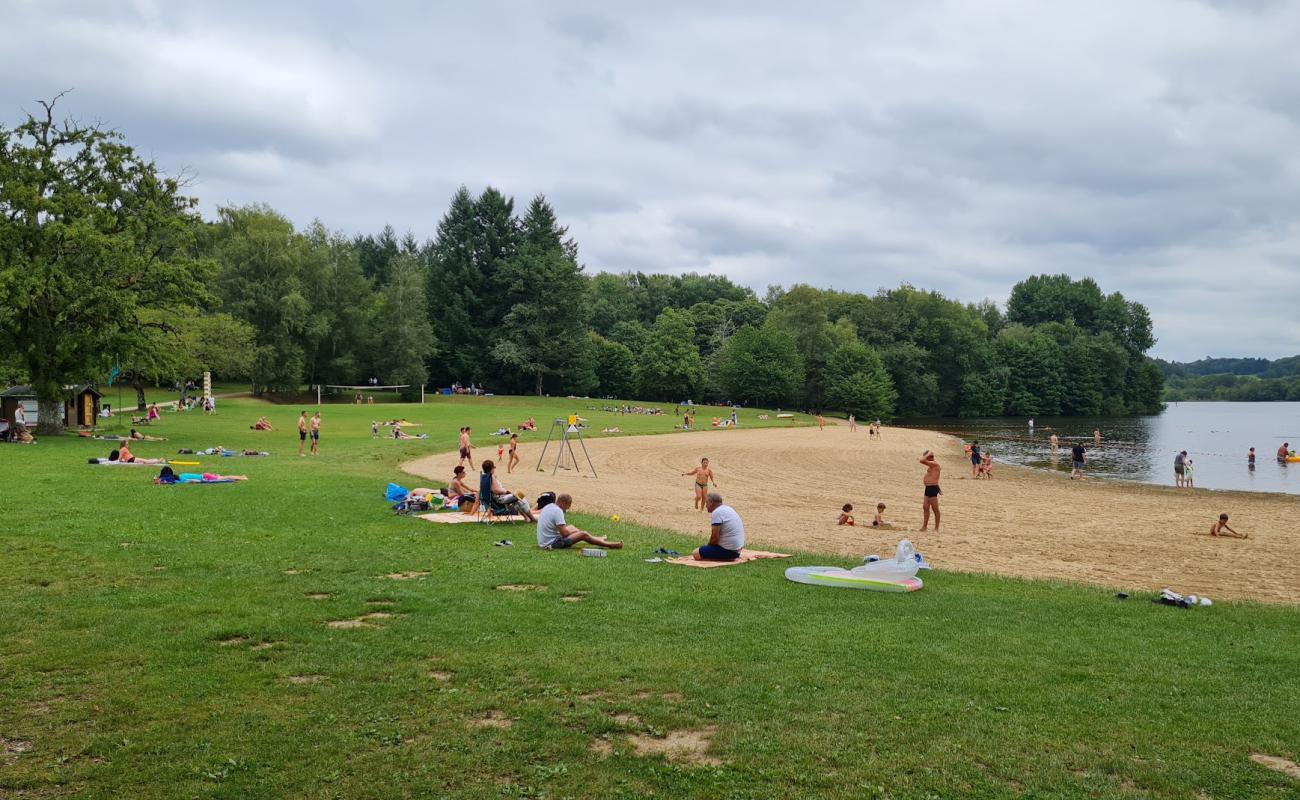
[405,425,1300,604]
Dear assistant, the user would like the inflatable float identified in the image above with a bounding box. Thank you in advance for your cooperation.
[785,540,926,592]
[1287,455,1300,463]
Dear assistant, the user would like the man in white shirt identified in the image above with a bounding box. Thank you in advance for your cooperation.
[693,492,745,561]
[536,494,622,550]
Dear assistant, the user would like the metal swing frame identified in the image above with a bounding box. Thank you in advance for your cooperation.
[534,418,598,477]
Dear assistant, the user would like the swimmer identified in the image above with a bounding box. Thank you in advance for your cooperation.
[681,457,717,512]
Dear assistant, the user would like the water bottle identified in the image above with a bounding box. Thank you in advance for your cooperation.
[581,548,607,558]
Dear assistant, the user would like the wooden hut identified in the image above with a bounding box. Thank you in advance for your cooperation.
[0,385,102,428]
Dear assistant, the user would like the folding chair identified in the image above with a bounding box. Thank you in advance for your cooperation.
[477,472,512,523]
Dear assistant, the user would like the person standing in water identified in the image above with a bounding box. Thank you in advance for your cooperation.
[1278,443,1290,463]
[919,451,941,532]
[682,457,717,512]
[1248,447,1256,470]
[1049,433,1059,450]
[1093,429,1102,446]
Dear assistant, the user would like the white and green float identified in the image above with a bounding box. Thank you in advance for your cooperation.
[785,540,926,592]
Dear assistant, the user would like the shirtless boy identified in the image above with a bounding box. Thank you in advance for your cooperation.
[919,450,941,532]
[1210,513,1246,539]
[297,411,308,456]
[458,427,475,469]
[682,457,717,512]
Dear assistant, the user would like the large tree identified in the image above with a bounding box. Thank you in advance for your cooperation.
[825,340,897,419]
[715,325,804,407]
[638,308,704,401]
[0,98,213,432]
[207,205,310,393]
[490,196,589,395]
[374,255,437,400]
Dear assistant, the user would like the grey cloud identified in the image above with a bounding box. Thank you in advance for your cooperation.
[6,0,1300,360]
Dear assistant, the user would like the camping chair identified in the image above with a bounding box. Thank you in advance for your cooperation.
[477,472,513,523]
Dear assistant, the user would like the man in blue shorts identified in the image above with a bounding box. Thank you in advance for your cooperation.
[536,494,622,550]
[693,492,745,561]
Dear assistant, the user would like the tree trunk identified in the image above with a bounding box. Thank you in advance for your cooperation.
[134,378,147,410]
[32,378,65,436]
[535,370,544,397]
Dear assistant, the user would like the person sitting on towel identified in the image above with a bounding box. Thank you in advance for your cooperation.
[692,492,745,561]
[450,466,478,512]
[536,493,622,550]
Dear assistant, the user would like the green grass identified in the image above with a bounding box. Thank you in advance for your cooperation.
[2,397,1298,799]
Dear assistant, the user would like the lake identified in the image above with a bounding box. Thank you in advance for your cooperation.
[901,402,1300,495]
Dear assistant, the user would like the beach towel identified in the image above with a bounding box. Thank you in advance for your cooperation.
[417,512,530,524]
[665,550,792,568]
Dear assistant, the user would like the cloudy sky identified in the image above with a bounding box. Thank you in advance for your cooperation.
[5,0,1300,361]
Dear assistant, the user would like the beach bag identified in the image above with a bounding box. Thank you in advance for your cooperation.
[385,483,409,502]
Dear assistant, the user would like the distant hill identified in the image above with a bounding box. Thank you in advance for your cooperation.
[1159,355,1300,401]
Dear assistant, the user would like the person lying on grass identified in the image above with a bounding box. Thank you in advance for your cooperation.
[129,428,167,441]
[692,492,745,562]
[536,494,622,550]
[111,444,167,465]
[1210,513,1247,538]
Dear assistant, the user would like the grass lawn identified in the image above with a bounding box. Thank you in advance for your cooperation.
[2,397,1298,799]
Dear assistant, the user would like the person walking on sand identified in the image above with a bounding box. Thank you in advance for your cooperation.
[458,427,475,469]
[309,411,321,455]
[682,457,717,512]
[848,414,856,432]
[919,451,941,532]
[1071,442,1087,479]
[969,440,982,478]
[817,413,825,431]
[1174,450,1188,488]
[507,433,520,474]
[297,411,308,456]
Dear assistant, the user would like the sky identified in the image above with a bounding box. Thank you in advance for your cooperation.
[4,0,1300,361]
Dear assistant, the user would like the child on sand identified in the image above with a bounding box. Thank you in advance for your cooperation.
[1210,513,1246,538]
[873,503,888,528]
[838,504,855,526]
[979,452,993,478]
[681,457,717,512]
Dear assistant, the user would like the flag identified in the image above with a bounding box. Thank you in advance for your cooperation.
[107,357,121,387]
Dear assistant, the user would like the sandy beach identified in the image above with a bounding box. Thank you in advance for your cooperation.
[405,424,1300,604]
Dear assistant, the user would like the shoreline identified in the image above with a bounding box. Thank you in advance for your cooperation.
[404,423,1300,605]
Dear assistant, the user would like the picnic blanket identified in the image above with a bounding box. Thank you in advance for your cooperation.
[666,550,793,568]
[417,512,531,524]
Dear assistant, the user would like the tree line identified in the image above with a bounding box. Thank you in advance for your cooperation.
[1158,355,1300,401]
[0,104,1165,432]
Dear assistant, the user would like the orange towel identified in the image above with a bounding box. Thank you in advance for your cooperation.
[666,550,792,568]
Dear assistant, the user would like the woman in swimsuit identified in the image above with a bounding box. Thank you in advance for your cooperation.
[507,433,520,473]
[681,457,717,512]
[450,466,478,512]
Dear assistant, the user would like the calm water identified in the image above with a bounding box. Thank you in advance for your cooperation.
[901,402,1300,495]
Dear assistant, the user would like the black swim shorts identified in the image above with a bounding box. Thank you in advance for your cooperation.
[299,430,307,441]
[924,484,940,498]
[459,447,470,458]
